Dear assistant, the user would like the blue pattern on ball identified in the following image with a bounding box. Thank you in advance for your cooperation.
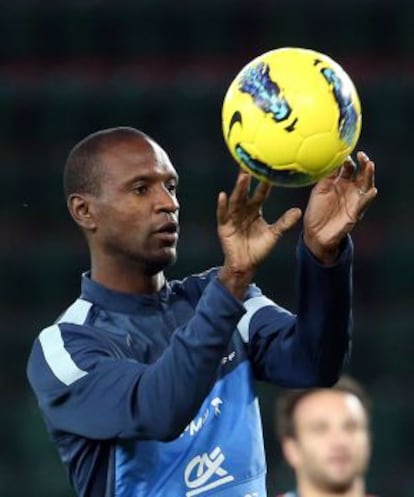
[320,67,358,145]
[239,62,292,123]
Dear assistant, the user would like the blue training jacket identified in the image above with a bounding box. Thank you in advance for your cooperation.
[27,238,353,497]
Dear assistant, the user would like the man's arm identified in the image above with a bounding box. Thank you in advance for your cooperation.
[27,279,245,442]
[240,152,376,387]
[244,236,353,387]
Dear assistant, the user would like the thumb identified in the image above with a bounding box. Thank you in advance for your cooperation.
[270,208,302,240]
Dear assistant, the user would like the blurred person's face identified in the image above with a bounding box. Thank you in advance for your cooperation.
[283,390,371,492]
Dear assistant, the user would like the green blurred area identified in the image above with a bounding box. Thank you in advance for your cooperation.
[0,1,413,496]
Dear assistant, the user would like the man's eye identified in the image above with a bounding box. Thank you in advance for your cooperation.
[310,424,327,434]
[167,183,177,194]
[133,185,148,195]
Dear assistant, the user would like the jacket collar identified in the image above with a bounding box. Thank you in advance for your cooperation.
[80,271,171,313]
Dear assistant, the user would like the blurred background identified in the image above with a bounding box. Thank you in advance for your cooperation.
[1,0,413,495]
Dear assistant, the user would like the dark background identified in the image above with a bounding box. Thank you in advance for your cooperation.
[1,1,413,495]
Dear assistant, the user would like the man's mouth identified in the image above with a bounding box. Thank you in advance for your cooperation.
[154,221,178,233]
[153,222,179,242]
[327,453,352,466]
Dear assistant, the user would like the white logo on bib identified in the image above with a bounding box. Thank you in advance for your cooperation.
[184,447,234,496]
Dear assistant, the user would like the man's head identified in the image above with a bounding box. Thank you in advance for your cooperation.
[64,127,180,275]
[276,376,371,494]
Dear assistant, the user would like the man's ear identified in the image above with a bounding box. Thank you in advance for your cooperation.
[282,437,301,470]
[67,193,97,232]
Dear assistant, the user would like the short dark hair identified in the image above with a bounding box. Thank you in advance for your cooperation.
[63,127,149,199]
[275,375,371,440]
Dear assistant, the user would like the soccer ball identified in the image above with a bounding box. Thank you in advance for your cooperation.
[221,47,362,187]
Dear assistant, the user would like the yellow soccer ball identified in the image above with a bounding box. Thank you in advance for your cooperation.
[221,47,362,187]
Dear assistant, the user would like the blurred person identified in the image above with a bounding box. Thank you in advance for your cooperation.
[26,127,376,497]
[275,375,377,497]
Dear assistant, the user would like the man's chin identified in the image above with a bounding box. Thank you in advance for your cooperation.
[318,475,354,493]
[144,252,177,275]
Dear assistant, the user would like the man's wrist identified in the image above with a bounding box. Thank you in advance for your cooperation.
[303,235,340,266]
[217,266,255,300]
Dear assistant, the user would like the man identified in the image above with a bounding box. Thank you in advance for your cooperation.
[275,376,376,497]
[27,127,376,497]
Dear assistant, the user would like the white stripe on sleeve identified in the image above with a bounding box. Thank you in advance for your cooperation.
[39,299,93,385]
[237,295,278,343]
[58,299,93,325]
[39,325,88,386]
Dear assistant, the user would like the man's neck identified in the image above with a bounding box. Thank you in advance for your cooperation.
[90,255,165,295]
[296,477,366,497]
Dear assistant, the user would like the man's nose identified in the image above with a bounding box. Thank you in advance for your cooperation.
[330,428,352,446]
[155,187,180,213]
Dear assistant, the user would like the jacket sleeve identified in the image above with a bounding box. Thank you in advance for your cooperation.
[27,279,246,442]
[242,235,353,387]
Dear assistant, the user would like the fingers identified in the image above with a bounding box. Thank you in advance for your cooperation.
[353,151,377,219]
[338,156,357,181]
[325,167,341,180]
[250,179,272,207]
[227,169,251,210]
[356,185,378,220]
[336,150,377,199]
[218,169,272,228]
[216,191,228,225]
[356,151,376,194]
[270,208,302,240]
[228,169,273,212]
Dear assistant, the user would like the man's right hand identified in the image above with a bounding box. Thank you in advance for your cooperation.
[217,169,302,299]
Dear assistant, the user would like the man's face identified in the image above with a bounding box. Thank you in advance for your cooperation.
[90,136,180,273]
[284,390,371,492]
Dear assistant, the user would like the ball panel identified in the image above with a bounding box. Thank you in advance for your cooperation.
[297,131,341,173]
[254,115,304,166]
